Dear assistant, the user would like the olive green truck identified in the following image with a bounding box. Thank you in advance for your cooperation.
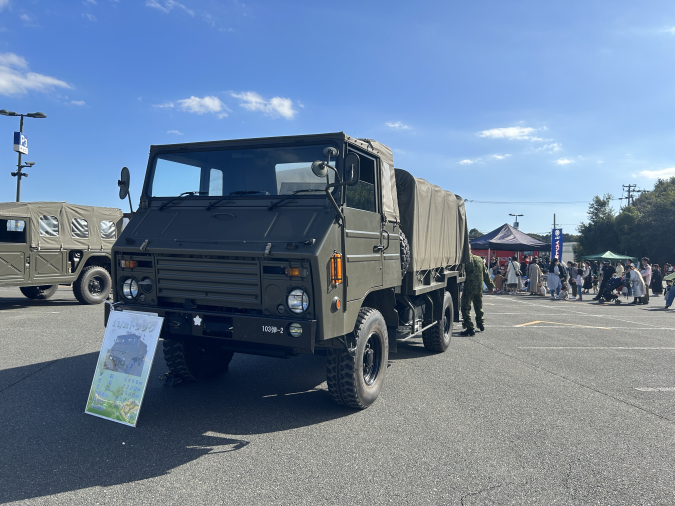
[107,133,470,408]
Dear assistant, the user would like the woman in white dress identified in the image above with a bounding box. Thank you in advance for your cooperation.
[629,264,646,304]
[506,255,520,295]
[547,258,562,299]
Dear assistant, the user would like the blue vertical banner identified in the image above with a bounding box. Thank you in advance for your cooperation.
[551,228,563,260]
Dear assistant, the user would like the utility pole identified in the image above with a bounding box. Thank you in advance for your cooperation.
[620,184,646,208]
[0,109,47,202]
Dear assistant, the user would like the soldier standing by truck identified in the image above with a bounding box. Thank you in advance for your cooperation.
[460,253,494,336]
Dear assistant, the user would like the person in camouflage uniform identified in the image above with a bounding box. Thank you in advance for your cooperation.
[460,254,494,336]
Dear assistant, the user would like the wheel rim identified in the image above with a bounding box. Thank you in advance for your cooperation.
[88,276,104,296]
[362,332,382,386]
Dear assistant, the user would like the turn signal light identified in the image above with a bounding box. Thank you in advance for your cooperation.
[330,253,343,285]
[119,259,137,269]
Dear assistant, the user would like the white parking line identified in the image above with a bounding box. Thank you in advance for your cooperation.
[520,347,675,350]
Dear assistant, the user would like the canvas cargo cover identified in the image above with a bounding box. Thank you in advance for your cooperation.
[395,169,470,272]
[0,202,123,249]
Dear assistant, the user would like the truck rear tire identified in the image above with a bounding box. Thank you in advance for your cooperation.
[19,285,58,300]
[73,265,112,305]
[326,308,389,409]
[422,291,453,353]
[163,338,234,382]
[399,230,410,277]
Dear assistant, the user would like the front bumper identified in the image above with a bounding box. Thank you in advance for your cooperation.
[105,303,316,354]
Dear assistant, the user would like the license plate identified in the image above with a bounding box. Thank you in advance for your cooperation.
[261,325,284,334]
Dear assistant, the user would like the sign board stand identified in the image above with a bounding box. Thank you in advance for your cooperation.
[85,310,164,427]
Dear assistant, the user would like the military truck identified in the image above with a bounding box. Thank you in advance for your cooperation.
[107,133,469,408]
[0,202,123,304]
[104,333,148,376]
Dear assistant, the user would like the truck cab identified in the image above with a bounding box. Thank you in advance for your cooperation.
[109,133,469,408]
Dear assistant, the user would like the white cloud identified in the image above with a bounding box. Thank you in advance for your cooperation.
[156,95,229,118]
[459,159,475,165]
[638,167,675,179]
[386,121,410,130]
[0,52,72,95]
[146,0,194,16]
[70,100,86,106]
[82,13,97,21]
[478,126,540,140]
[662,27,675,35]
[231,91,297,119]
[167,130,183,135]
[490,154,511,160]
[0,0,9,11]
[597,160,604,164]
[555,158,574,165]
[19,13,31,22]
[84,0,96,4]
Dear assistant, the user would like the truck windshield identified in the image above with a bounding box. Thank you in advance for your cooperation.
[149,145,337,197]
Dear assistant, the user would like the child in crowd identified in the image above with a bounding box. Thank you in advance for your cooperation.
[493,270,504,294]
[575,269,583,301]
[559,282,569,300]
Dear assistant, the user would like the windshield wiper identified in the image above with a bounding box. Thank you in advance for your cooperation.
[158,191,208,211]
[206,190,269,211]
[268,189,325,211]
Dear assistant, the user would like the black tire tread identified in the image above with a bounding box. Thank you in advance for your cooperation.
[73,265,112,305]
[422,291,453,353]
[19,285,58,300]
[162,338,234,382]
[326,307,383,409]
[399,230,411,278]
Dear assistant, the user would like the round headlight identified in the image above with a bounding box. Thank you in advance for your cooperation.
[122,278,139,299]
[287,289,309,314]
[288,323,303,337]
[139,277,154,294]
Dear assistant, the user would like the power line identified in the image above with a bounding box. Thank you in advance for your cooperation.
[619,184,647,207]
[464,199,618,205]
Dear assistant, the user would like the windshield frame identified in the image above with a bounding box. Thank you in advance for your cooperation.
[143,140,344,204]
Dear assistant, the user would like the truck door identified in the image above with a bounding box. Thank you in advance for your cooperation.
[0,217,29,283]
[343,150,383,301]
[30,214,65,281]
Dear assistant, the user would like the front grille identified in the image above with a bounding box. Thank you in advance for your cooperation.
[156,256,261,308]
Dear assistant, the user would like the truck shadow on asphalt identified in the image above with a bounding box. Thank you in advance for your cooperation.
[0,293,85,310]
[0,350,352,503]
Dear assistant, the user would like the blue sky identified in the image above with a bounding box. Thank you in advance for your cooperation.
[1,0,674,235]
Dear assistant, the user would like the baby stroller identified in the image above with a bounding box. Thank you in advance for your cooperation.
[599,276,624,304]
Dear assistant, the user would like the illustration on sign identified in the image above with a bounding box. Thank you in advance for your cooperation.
[85,309,163,427]
[13,132,27,155]
[551,228,563,260]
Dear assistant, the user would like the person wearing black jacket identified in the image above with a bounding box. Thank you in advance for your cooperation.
[593,261,616,300]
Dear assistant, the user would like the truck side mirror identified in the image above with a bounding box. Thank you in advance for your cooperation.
[118,167,130,199]
[344,153,360,186]
[311,160,328,178]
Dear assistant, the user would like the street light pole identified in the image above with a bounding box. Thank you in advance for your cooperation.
[1,109,46,202]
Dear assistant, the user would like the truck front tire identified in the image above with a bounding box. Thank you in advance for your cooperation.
[163,338,235,381]
[73,265,112,305]
[326,308,389,409]
[19,285,58,300]
[422,290,453,353]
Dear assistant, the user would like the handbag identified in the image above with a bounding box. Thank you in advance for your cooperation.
[512,262,522,276]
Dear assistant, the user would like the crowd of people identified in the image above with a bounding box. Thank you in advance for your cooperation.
[485,255,674,307]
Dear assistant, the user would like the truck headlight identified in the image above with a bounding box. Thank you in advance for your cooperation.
[287,289,309,314]
[122,278,139,299]
[139,277,154,293]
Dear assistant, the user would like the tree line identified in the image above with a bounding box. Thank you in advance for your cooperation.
[574,177,675,266]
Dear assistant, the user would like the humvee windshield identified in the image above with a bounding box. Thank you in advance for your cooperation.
[150,145,337,198]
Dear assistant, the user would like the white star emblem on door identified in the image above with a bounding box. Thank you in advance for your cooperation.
[193,315,202,326]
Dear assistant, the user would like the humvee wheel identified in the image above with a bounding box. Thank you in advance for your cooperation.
[19,285,58,300]
[73,266,112,305]
[163,338,235,381]
[326,308,388,409]
[422,291,453,353]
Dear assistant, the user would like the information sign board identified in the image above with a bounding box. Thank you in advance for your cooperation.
[13,132,27,154]
[85,310,163,427]
[551,228,563,260]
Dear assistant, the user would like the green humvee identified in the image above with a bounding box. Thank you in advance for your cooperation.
[0,202,123,304]
[108,133,469,408]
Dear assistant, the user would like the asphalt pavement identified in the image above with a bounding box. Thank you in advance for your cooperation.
[1,286,674,505]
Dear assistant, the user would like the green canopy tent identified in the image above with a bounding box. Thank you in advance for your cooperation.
[580,250,637,262]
